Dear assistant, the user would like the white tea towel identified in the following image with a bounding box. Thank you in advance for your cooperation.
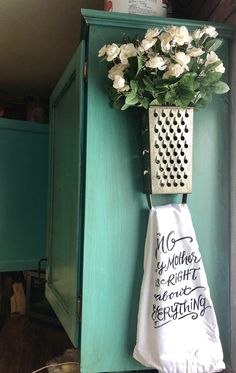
[133,203,225,373]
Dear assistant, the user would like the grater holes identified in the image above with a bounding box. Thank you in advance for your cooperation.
[185,111,189,118]
[184,126,189,133]
[180,181,185,187]
[154,125,158,133]
[162,127,166,133]
[161,111,166,117]
[154,111,158,118]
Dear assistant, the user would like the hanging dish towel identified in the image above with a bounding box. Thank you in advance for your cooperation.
[133,203,225,373]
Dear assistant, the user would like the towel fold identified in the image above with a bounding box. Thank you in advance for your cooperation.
[133,204,225,373]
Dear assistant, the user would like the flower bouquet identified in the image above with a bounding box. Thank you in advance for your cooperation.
[98,25,229,111]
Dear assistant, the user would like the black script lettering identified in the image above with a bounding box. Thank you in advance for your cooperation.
[156,231,193,256]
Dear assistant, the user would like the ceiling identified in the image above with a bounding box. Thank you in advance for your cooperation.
[0,0,103,99]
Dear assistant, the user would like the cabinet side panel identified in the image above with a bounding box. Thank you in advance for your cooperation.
[81,25,230,372]
[0,119,48,271]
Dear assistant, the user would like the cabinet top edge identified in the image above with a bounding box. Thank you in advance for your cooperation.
[81,9,235,38]
[0,118,49,133]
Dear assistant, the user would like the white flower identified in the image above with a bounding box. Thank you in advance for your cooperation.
[106,43,120,61]
[139,37,157,51]
[187,47,204,57]
[158,32,173,52]
[163,63,185,79]
[166,25,192,45]
[205,51,220,67]
[113,75,130,92]
[215,62,225,73]
[145,28,160,39]
[192,28,204,40]
[98,45,107,57]
[108,63,128,80]
[174,52,191,70]
[120,43,137,64]
[145,56,167,70]
[203,26,218,38]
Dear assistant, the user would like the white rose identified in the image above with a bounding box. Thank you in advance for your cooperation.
[139,37,157,52]
[205,51,220,67]
[163,63,185,79]
[174,26,192,45]
[192,28,204,40]
[174,52,191,70]
[106,43,120,61]
[113,75,130,92]
[108,63,128,80]
[158,32,172,52]
[120,43,137,64]
[215,62,225,73]
[187,47,204,57]
[145,56,167,70]
[145,28,160,39]
[166,25,192,45]
[98,45,107,57]
[203,26,218,38]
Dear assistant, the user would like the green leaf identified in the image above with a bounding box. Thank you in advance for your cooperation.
[150,99,160,105]
[139,97,150,109]
[121,103,130,110]
[204,38,223,52]
[130,80,138,94]
[137,55,143,74]
[213,81,230,94]
[125,92,139,105]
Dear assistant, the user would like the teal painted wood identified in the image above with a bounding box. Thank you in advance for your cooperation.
[80,13,232,373]
[82,9,235,38]
[46,41,85,347]
[0,118,48,272]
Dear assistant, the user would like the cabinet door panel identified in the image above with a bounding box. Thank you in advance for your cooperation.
[46,41,85,346]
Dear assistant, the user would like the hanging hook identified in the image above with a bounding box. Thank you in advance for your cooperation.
[182,194,188,204]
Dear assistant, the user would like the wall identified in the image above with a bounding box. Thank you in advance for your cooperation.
[230,35,236,372]
[171,0,236,23]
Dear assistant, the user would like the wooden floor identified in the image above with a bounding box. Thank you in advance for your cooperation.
[0,315,73,373]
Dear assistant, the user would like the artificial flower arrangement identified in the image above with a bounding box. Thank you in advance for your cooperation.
[98,25,229,111]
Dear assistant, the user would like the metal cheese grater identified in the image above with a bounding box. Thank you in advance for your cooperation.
[142,106,194,195]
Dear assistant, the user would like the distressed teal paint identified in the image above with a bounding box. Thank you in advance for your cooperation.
[46,9,233,372]
[0,119,48,272]
[80,11,233,372]
[46,41,85,347]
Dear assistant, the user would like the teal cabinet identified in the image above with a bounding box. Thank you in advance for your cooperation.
[46,41,85,346]
[46,10,234,372]
[0,119,48,272]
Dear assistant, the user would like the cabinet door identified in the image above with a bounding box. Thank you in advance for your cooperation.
[46,41,85,346]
